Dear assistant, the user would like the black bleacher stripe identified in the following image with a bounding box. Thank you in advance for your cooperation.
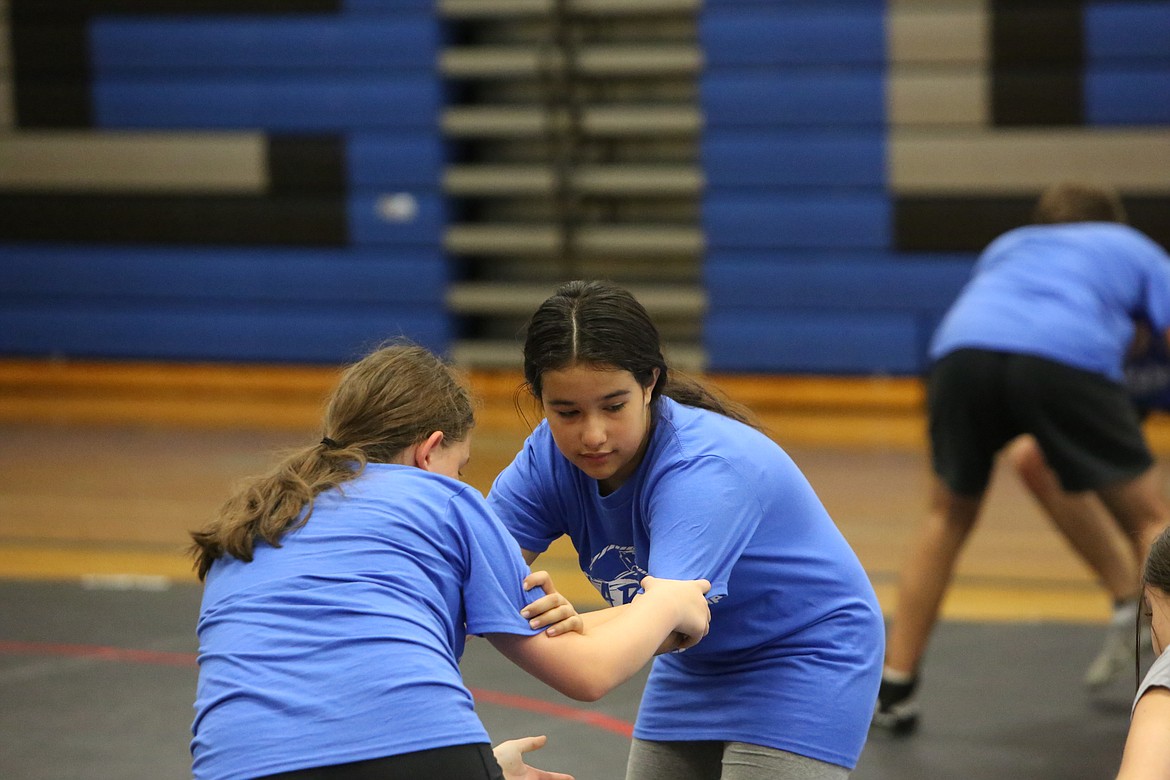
[0,193,346,245]
[1125,199,1170,250]
[894,195,1170,253]
[10,0,339,21]
[10,19,90,127]
[12,80,92,128]
[8,0,341,128]
[895,196,1034,252]
[268,136,347,194]
[991,1,1084,126]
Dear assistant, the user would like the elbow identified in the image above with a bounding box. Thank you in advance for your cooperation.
[565,684,607,703]
[552,674,615,702]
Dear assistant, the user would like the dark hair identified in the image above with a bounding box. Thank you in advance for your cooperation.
[1137,526,1170,683]
[1032,182,1127,225]
[521,280,758,428]
[188,342,474,580]
[1145,526,1170,593]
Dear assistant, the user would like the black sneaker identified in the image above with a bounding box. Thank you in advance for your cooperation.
[871,676,919,736]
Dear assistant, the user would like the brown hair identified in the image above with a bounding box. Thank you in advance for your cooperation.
[521,280,759,429]
[188,342,474,580]
[1032,182,1128,225]
[1138,526,1170,682]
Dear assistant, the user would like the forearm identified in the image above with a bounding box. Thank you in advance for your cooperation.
[578,603,629,630]
[1116,689,1170,779]
[488,592,681,701]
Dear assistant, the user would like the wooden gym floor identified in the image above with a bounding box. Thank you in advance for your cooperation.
[0,359,1162,779]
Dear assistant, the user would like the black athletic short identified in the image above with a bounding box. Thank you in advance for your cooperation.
[927,348,1153,495]
[256,743,504,780]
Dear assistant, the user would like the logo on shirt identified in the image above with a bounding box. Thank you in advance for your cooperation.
[586,545,647,606]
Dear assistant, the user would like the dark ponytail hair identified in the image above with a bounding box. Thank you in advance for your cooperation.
[522,280,759,428]
[1136,526,1170,684]
[189,341,474,580]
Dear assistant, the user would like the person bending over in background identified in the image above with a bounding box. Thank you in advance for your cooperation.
[187,342,711,780]
[1004,326,1170,689]
[875,182,1170,735]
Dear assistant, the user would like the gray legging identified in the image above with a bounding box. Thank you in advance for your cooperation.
[626,739,850,780]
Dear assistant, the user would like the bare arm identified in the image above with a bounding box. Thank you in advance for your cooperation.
[1116,687,1170,779]
[519,555,689,654]
[486,576,710,702]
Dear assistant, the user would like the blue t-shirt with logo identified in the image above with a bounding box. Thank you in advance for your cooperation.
[191,464,542,780]
[488,398,884,769]
[930,222,1170,382]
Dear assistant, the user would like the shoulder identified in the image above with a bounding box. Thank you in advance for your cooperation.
[649,400,778,483]
[655,397,771,455]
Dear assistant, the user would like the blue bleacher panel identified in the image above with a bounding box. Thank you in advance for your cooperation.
[703,253,972,373]
[347,134,444,188]
[701,8,883,67]
[701,71,886,127]
[89,16,437,72]
[0,244,449,362]
[703,194,889,249]
[704,253,972,312]
[1085,1,1170,61]
[347,193,445,246]
[1,245,446,304]
[1085,69,1170,124]
[704,311,922,374]
[0,306,449,364]
[344,0,436,10]
[702,131,883,189]
[92,76,441,130]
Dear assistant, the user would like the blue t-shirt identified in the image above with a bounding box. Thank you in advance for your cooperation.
[488,398,884,769]
[930,223,1170,382]
[191,464,542,780]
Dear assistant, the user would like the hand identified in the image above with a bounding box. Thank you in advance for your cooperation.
[521,570,584,637]
[493,735,575,780]
[639,575,711,651]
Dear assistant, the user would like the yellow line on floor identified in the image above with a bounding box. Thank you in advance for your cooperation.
[0,543,1115,624]
[0,545,198,583]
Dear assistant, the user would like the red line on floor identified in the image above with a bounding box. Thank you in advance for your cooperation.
[0,639,637,737]
[469,687,634,737]
[0,639,197,667]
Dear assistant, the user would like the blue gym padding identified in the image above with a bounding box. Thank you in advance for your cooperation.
[703,194,889,249]
[89,16,437,72]
[701,8,883,67]
[701,71,885,127]
[1086,68,1170,124]
[347,193,445,246]
[344,0,436,10]
[704,255,971,312]
[92,76,441,130]
[0,245,447,306]
[702,131,883,188]
[0,305,450,364]
[1085,1,1170,61]
[704,311,923,374]
[347,134,444,188]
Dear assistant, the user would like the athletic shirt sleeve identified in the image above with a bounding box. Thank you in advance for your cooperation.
[1133,648,1170,717]
[642,455,760,603]
[1132,233,1170,334]
[448,486,545,638]
[487,424,567,555]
